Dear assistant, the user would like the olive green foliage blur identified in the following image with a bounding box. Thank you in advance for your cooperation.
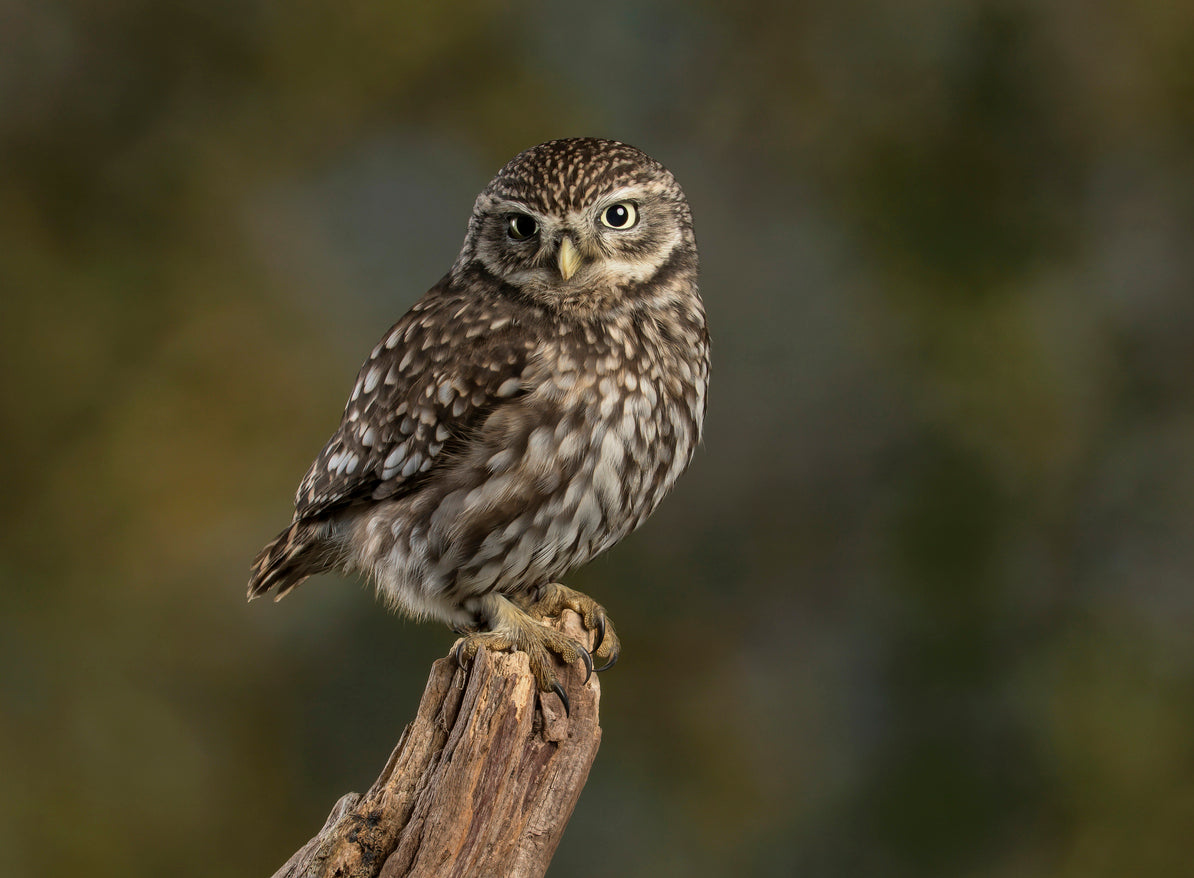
[3,1,1193,876]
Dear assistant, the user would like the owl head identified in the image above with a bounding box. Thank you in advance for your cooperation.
[454,138,697,315]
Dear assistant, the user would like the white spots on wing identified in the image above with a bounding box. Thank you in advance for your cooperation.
[326,448,361,477]
[437,382,455,406]
[401,454,421,478]
[399,350,415,371]
[350,378,364,401]
[361,426,378,447]
[496,377,521,398]
[452,397,468,417]
[382,445,406,479]
[385,328,403,349]
[490,316,511,331]
[385,363,402,385]
[363,365,383,394]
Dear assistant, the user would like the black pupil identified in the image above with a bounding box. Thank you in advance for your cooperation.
[510,215,536,238]
[606,205,629,226]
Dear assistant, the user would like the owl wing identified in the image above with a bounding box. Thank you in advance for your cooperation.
[293,283,530,520]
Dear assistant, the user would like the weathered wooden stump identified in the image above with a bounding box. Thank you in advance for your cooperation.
[270,611,603,878]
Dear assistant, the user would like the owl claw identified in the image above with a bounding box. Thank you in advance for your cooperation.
[595,651,618,673]
[592,615,606,653]
[550,681,571,717]
[452,637,470,671]
[576,643,594,684]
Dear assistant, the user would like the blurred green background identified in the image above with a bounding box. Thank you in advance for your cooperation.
[3,1,1193,876]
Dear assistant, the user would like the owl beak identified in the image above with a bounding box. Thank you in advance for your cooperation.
[557,236,582,281]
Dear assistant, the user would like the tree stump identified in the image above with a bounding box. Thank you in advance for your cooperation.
[270,611,603,878]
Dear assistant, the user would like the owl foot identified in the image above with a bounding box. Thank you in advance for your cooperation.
[453,594,594,716]
[520,582,621,672]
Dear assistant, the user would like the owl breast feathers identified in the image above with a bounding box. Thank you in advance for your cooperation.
[250,138,708,698]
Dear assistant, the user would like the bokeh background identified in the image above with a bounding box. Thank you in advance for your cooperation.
[4,1,1194,876]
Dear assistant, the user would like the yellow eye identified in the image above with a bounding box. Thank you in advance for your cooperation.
[600,202,637,229]
[507,214,538,240]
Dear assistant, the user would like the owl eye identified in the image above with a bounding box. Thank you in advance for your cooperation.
[600,202,637,229]
[507,214,539,240]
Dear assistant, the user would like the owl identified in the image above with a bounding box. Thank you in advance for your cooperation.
[249,138,709,713]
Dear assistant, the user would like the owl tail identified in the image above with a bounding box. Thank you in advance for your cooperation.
[247,519,335,602]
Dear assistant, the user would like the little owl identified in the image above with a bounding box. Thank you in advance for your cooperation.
[249,138,709,713]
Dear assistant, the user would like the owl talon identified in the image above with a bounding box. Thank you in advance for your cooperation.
[525,582,621,672]
[592,615,606,653]
[453,637,471,671]
[550,681,571,717]
[576,643,594,684]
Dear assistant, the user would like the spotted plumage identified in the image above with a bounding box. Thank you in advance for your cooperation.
[250,138,708,700]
